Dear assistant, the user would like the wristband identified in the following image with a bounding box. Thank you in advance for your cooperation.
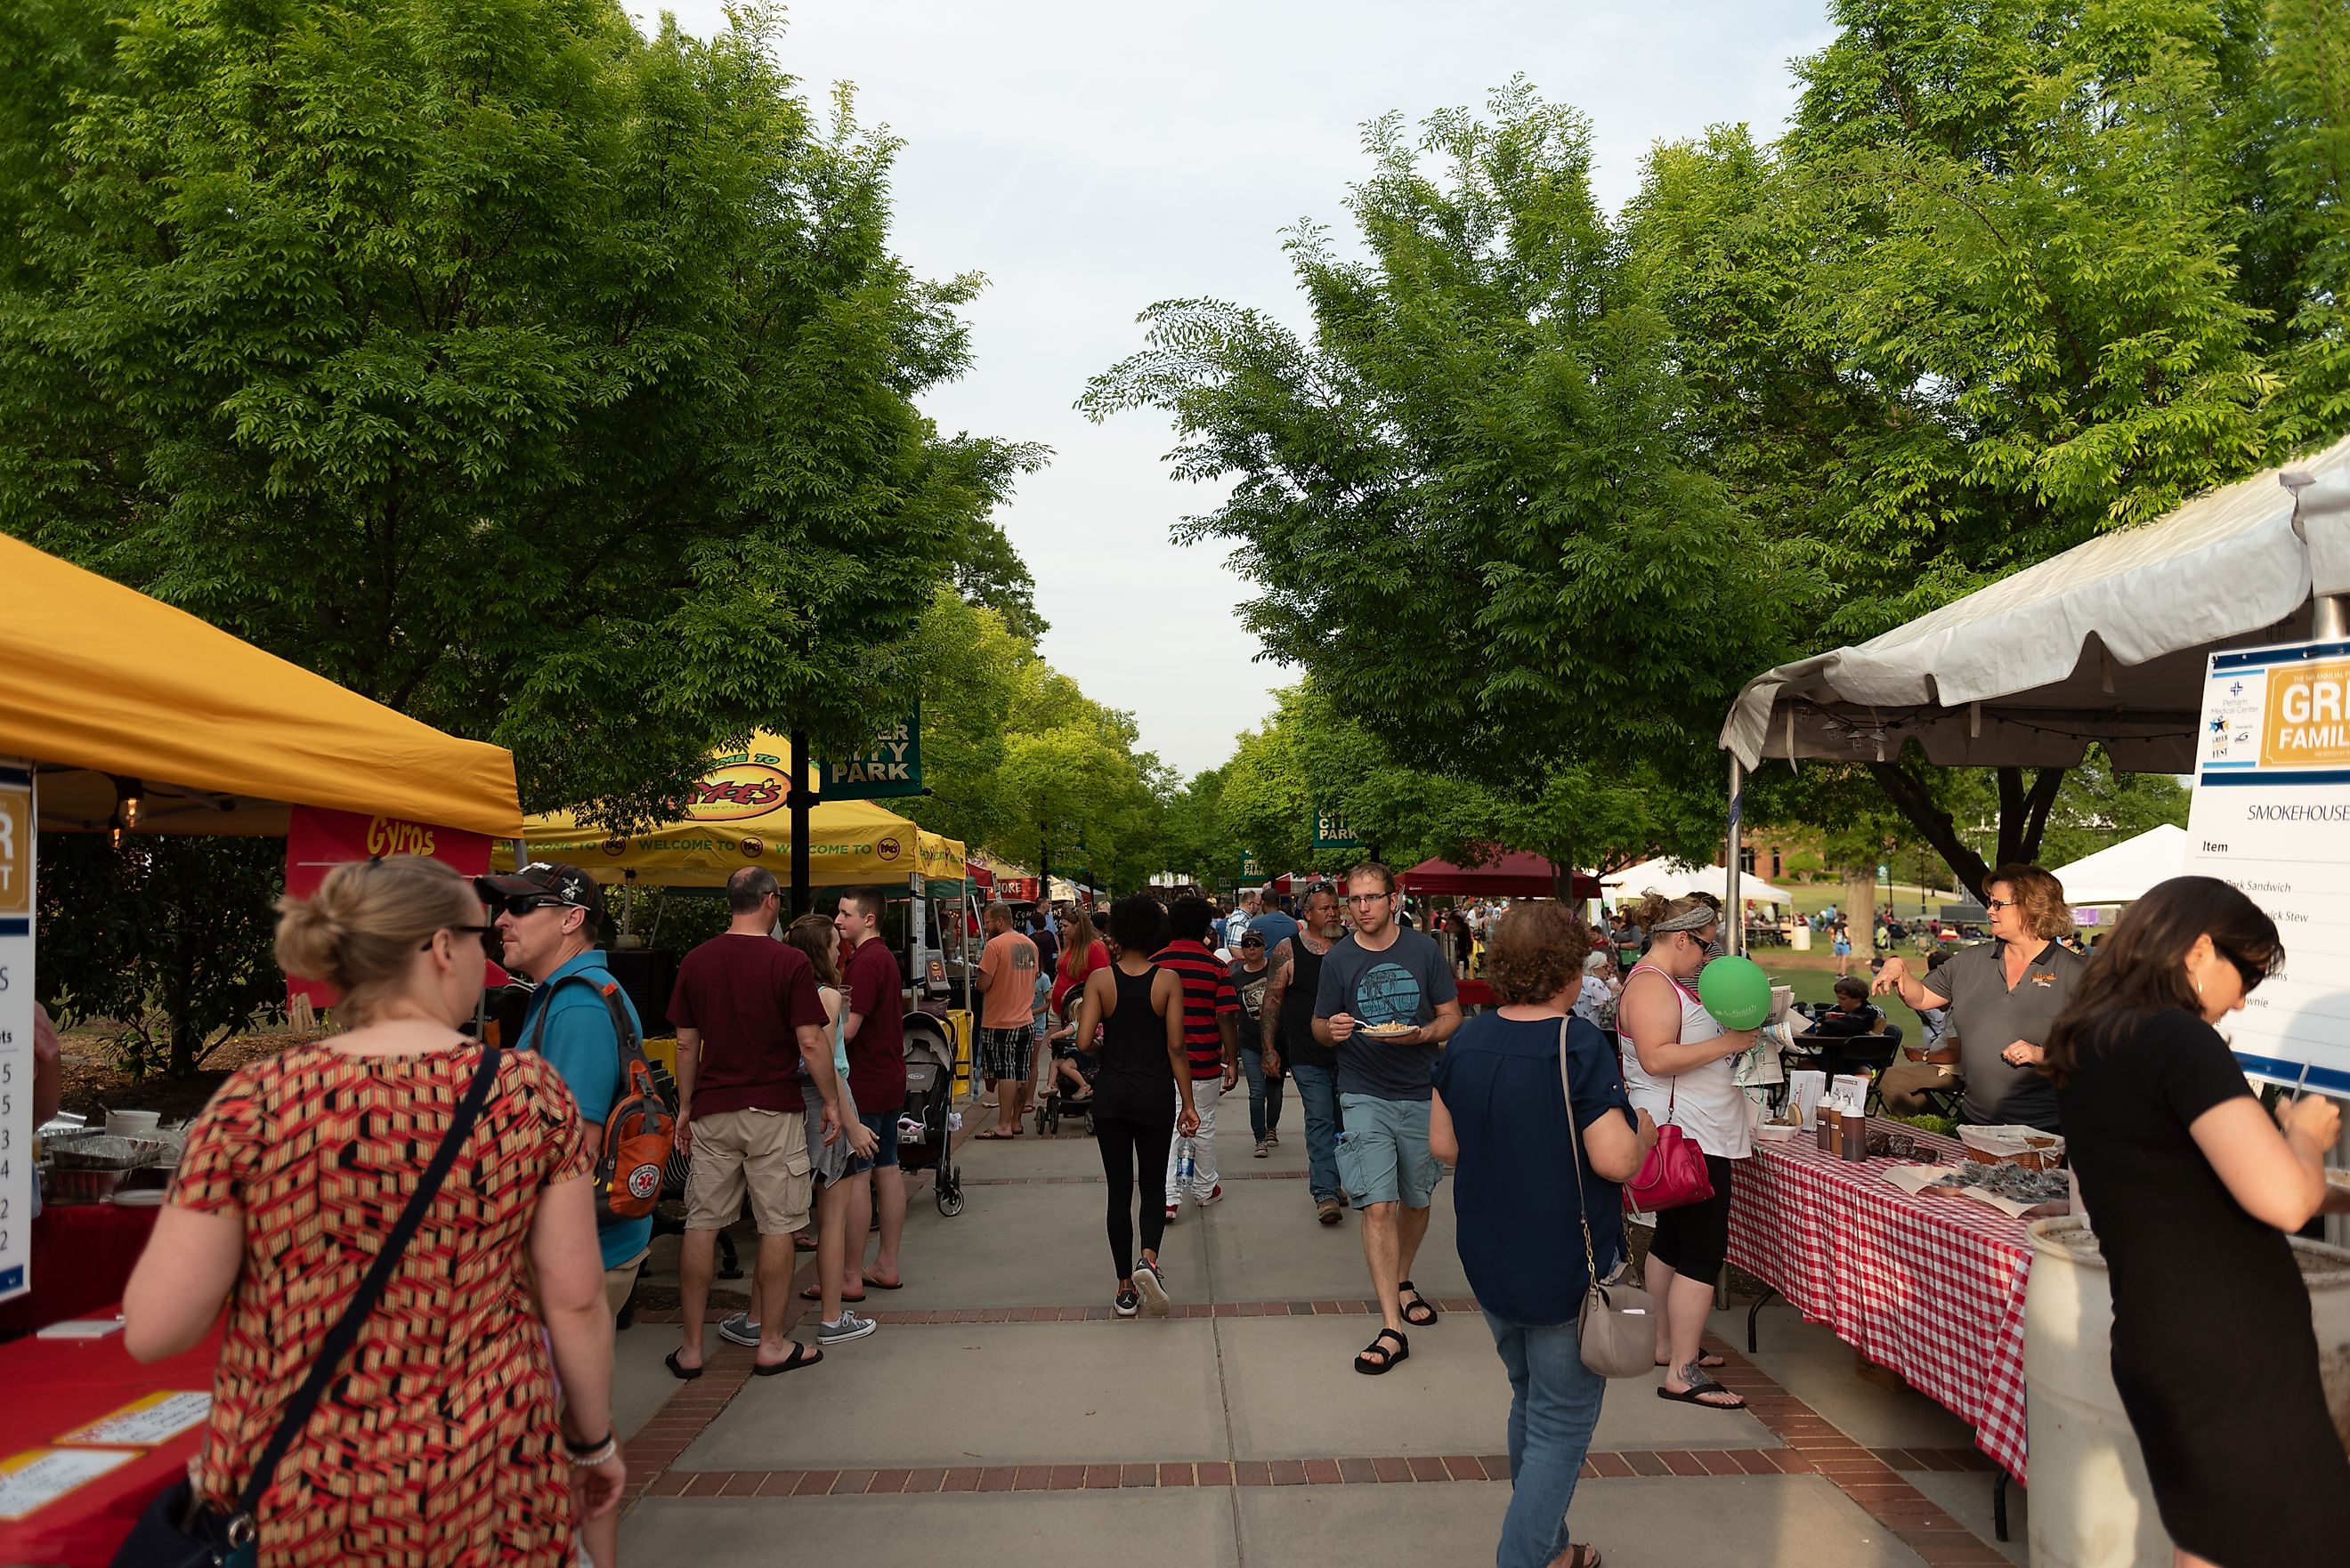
[568,1437,618,1467]
[565,1427,615,1458]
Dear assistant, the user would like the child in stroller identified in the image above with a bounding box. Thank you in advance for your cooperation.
[1035,989,1099,1135]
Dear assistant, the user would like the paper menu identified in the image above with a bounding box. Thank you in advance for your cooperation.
[1786,1070,1826,1128]
[0,1446,136,1519]
[1822,1075,1872,1116]
[59,1391,210,1448]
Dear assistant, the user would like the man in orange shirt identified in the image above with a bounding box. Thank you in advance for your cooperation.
[974,901,1040,1137]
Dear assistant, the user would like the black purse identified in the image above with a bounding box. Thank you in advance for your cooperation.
[110,1045,504,1568]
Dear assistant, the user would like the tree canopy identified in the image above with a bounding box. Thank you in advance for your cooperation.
[1105,4,2350,896]
[0,0,1038,823]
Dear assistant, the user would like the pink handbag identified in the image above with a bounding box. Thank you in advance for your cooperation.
[1625,1081,1714,1212]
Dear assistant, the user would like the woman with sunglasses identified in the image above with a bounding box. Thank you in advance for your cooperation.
[124,856,623,1566]
[1873,862,2083,1134]
[2043,876,2350,1568]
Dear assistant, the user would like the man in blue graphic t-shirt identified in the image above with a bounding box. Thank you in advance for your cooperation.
[1312,862,1462,1376]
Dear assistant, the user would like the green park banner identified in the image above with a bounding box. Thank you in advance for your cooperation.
[1241,848,1264,879]
[822,708,922,800]
[1310,808,1363,851]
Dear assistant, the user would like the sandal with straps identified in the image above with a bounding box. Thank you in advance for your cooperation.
[1353,1327,1409,1375]
[1398,1281,1438,1327]
[1656,1368,1746,1410]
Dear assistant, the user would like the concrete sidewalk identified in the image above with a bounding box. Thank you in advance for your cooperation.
[607,1103,2028,1566]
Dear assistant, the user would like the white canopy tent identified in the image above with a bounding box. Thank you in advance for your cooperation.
[1601,858,1792,906]
[1720,432,2350,776]
[2046,823,2188,905]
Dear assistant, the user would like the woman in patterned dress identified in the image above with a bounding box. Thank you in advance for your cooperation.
[124,856,625,1565]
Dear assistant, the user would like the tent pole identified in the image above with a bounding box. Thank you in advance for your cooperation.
[1727,756,1745,957]
[2316,594,2349,642]
[789,730,812,918]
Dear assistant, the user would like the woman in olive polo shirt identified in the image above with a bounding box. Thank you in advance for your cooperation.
[1873,863,2081,1134]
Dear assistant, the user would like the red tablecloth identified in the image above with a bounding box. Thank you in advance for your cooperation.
[1727,1132,2035,1482]
[0,1312,219,1568]
[0,1203,161,1336]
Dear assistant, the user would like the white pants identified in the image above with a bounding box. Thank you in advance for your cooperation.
[1167,1076,1222,1202]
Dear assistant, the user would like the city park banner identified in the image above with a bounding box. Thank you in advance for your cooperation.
[821,709,922,800]
[2184,636,2350,1093]
[1310,809,1363,852]
[0,763,29,1301]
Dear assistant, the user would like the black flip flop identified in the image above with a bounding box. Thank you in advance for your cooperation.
[1657,1370,1746,1410]
[1353,1327,1409,1375]
[1397,1281,1438,1328]
[864,1277,905,1290]
[664,1349,703,1381]
[753,1342,822,1376]
[799,1286,865,1303]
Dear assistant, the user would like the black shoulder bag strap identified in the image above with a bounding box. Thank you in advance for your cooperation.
[228,1043,502,1537]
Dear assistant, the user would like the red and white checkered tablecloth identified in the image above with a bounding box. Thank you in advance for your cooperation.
[1725,1131,2035,1482]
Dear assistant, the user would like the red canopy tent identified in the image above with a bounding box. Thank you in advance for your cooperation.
[1400,851,1598,901]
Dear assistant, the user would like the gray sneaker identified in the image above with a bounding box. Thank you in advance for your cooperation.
[1131,1260,1170,1318]
[717,1312,761,1348]
[818,1310,879,1346]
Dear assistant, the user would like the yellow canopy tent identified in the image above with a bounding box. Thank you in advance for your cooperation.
[494,733,964,887]
[2,534,524,837]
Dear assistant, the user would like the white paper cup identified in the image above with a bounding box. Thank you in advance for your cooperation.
[105,1110,162,1136]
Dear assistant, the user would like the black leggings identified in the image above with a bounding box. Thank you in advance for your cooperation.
[1646,1155,1735,1288]
[1093,1114,1174,1281]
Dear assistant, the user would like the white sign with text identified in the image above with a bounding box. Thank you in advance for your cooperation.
[2184,640,2350,1092]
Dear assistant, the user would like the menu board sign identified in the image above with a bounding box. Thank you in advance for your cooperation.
[2184,638,2350,1092]
[0,762,30,1302]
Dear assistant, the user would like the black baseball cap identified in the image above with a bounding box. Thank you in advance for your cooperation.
[476,861,604,921]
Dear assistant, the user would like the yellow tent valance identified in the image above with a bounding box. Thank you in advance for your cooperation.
[3,534,523,837]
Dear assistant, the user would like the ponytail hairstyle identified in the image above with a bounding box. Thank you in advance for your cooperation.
[2043,876,2281,1088]
[784,912,841,990]
[1620,891,1713,934]
[275,856,478,1025]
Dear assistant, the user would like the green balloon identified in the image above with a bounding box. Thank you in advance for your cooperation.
[1697,955,1773,1030]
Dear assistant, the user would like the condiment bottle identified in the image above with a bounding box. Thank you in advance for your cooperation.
[1842,1111,1869,1161]
[1816,1107,1840,1154]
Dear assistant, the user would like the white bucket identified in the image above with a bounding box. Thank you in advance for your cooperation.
[2024,1216,2350,1567]
[104,1110,162,1136]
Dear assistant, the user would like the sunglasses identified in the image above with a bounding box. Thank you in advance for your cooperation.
[2217,944,2268,994]
[1240,937,1265,947]
[420,924,496,952]
[494,894,578,919]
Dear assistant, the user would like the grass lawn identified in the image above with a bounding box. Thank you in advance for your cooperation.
[1779,883,1965,921]
[1746,948,1925,1040]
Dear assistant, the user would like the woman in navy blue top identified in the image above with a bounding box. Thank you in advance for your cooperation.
[1433,902,1656,1568]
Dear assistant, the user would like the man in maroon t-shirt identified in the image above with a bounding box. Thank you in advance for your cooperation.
[835,887,909,1293]
[667,867,839,1375]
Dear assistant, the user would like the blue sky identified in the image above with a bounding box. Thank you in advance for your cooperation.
[629,1,1838,776]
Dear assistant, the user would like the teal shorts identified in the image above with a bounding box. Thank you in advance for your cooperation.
[1335,1093,1442,1209]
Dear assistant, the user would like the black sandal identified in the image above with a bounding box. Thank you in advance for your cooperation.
[1354,1327,1409,1375]
[1656,1369,1746,1410]
[1398,1281,1438,1327]
[753,1341,823,1376]
[664,1349,703,1381]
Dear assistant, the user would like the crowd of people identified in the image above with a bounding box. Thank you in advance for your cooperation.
[99,849,2350,1568]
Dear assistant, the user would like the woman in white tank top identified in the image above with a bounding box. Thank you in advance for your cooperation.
[1615,893,1759,1411]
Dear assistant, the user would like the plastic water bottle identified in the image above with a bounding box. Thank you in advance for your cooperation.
[1176,1140,1196,1187]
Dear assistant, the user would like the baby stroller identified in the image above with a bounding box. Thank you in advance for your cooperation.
[1036,994,1098,1136]
[898,1028,964,1217]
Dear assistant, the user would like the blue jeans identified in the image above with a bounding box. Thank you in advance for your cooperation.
[1484,1309,1606,1568]
[1288,1063,1341,1203]
[1238,1044,1284,1142]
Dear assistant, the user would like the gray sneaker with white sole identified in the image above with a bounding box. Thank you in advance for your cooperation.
[819,1310,879,1346]
[717,1312,761,1348]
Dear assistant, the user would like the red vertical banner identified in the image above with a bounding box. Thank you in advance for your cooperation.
[282,806,499,1006]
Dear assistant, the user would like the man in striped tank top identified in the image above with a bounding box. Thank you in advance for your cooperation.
[1155,896,1241,1218]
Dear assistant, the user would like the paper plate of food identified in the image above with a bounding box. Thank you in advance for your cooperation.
[1358,1021,1418,1039]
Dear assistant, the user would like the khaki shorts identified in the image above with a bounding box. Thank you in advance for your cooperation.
[604,1248,650,1317]
[685,1107,813,1235]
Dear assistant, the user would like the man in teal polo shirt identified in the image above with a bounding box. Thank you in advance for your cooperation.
[482,862,655,1297]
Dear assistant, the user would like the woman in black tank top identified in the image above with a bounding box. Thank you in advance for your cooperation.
[1074,896,1199,1318]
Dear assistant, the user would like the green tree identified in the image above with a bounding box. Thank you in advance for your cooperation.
[35,835,284,1079]
[1083,82,1809,798]
[0,0,1035,823]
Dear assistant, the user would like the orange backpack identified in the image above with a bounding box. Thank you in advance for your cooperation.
[528,973,677,1222]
